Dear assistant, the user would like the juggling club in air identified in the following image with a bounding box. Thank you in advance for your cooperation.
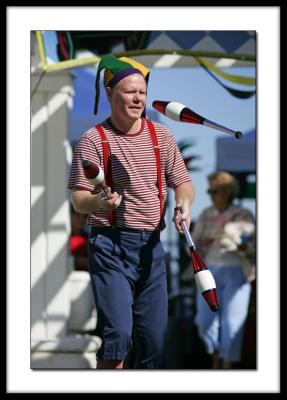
[152,100,242,139]
[175,208,219,312]
[82,159,112,198]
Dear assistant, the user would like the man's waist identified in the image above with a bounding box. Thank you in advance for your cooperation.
[89,225,160,239]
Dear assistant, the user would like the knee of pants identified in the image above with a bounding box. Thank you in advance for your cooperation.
[135,344,165,369]
[115,329,133,345]
[134,330,166,368]
[102,328,133,356]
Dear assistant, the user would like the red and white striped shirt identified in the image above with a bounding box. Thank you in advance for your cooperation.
[68,117,191,231]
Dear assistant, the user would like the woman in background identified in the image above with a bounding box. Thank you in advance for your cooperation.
[192,171,255,369]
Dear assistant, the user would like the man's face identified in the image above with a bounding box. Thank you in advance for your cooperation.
[106,74,147,121]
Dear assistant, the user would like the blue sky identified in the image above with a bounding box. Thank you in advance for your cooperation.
[43,31,256,219]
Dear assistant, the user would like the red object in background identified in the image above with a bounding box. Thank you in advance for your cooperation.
[70,235,87,256]
[56,32,72,61]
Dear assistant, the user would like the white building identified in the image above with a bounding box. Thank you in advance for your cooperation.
[31,32,100,369]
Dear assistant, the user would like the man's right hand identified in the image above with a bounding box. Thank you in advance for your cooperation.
[97,189,122,211]
[71,188,122,214]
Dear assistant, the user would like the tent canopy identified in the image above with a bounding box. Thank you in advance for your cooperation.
[216,129,256,199]
[55,30,256,68]
[216,129,255,173]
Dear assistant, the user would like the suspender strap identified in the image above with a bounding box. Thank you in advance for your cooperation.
[96,124,116,225]
[146,120,163,218]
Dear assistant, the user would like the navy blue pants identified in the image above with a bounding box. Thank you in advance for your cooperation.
[87,226,168,369]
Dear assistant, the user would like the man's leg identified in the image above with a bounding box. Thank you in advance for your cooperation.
[132,242,168,369]
[88,231,133,368]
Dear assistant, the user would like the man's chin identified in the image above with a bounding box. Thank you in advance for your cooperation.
[128,106,143,111]
[127,109,143,118]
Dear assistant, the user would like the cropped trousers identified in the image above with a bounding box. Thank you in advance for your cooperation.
[88,226,168,369]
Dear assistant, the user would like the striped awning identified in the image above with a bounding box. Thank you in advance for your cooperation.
[35,31,256,99]
[109,31,256,68]
[54,30,256,69]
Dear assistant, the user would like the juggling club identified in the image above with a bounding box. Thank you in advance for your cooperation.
[176,208,219,312]
[152,100,242,139]
[82,159,112,198]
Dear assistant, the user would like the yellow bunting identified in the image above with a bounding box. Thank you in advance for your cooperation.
[194,57,256,86]
[35,31,48,71]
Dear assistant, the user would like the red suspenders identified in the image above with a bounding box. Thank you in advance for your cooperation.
[96,120,163,227]
[146,119,163,218]
[96,124,116,225]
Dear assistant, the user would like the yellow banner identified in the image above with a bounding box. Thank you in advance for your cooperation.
[195,57,256,86]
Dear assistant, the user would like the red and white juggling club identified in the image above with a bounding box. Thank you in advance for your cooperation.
[152,100,242,139]
[178,211,219,312]
[82,159,112,198]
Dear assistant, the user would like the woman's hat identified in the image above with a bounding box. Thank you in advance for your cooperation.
[94,53,150,116]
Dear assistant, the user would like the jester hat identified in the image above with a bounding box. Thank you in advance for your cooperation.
[94,53,150,116]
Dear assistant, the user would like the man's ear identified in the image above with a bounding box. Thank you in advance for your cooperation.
[106,87,112,103]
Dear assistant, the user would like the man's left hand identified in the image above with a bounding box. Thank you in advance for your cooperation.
[172,203,191,235]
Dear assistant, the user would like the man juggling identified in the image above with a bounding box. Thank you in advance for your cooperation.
[68,54,195,369]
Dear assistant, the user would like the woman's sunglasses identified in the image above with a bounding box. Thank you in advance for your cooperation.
[207,188,222,195]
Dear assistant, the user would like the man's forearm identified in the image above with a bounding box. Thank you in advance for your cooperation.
[174,181,195,209]
[71,189,102,214]
[71,188,122,214]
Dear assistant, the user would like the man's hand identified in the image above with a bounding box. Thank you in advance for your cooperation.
[172,203,191,235]
[97,188,122,211]
[173,181,194,235]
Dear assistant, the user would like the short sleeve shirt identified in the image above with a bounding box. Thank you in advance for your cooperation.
[68,117,191,231]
